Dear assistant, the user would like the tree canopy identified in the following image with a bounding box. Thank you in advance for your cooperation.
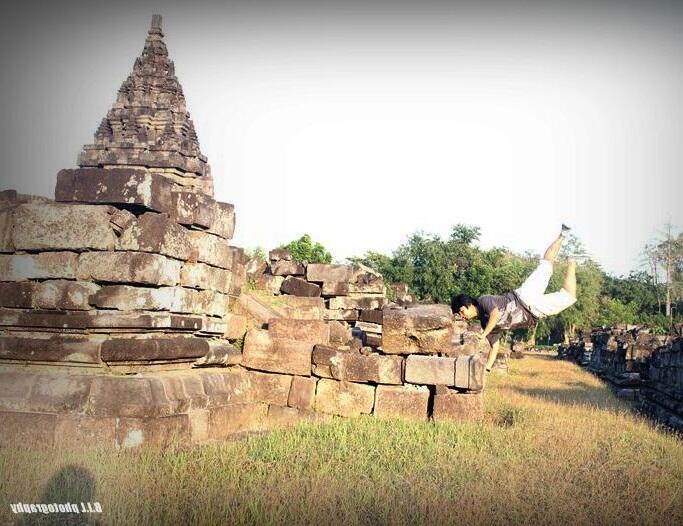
[281,234,333,264]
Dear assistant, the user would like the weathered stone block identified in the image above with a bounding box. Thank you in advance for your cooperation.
[193,340,242,367]
[246,258,268,280]
[55,168,174,212]
[0,281,98,310]
[0,371,35,412]
[0,334,101,363]
[432,390,484,422]
[87,376,175,418]
[54,415,118,449]
[404,355,456,385]
[311,344,346,379]
[328,296,386,310]
[288,376,317,410]
[207,403,267,438]
[247,370,292,405]
[224,313,248,340]
[207,201,236,240]
[355,321,382,334]
[242,329,312,376]
[91,285,223,315]
[324,309,359,321]
[268,318,330,345]
[0,252,79,281]
[255,273,284,295]
[280,276,321,297]
[374,384,429,420]
[314,378,375,417]
[0,310,203,331]
[101,336,210,362]
[115,415,190,448]
[35,280,100,310]
[109,208,136,234]
[389,283,415,306]
[199,368,251,406]
[321,282,349,296]
[364,333,382,347]
[343,353,403,384]
[267,405,300,428]
[0,412,56,448]
[268,248,292,261]
[0,282,35,308]
[157,374,210,412]
[180,262,231,293]
[11,202,117,251]
[383,305,454,355]
[259,295,326,320]
[360,309,383,324]
[448,331,491,357]
[119,212,192,261]
[306,264,354,283]
[27,374,93,413]
[269,248,292,261]
[271,260,305,276]
[329,320,351,344]
[455,354,486,392]
[78,252,181,286]
[169,190,215,229]
[347,281,385,294]
[186,230,235,269]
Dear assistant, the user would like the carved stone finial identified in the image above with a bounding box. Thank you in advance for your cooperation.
[150,14,162,34]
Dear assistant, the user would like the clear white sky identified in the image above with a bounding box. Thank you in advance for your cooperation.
[1,0,681,276]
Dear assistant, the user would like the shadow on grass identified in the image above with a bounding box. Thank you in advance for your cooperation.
[19,465,98,526]
[508,384,625,411]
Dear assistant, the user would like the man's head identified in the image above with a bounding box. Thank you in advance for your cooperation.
[451,293,480,320]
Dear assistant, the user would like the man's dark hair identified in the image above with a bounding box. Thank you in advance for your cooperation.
[451,293,479,315]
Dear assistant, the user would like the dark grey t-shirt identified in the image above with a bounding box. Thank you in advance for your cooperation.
[478,292,537,345]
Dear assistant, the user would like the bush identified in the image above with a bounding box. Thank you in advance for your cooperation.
[281,234,332,264]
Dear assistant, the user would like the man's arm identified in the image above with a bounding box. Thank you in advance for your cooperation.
[479,306,501,340]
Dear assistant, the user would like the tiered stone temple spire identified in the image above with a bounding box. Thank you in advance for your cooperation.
[0,14,245,373]
[79,15,212,194]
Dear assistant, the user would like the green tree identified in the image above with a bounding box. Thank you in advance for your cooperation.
[245,246,266,261]
[281,234,332,264]
[595,298,638,327]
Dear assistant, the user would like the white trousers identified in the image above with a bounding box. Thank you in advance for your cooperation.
[514,259,577,318]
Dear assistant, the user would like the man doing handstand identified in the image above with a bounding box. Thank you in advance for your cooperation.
[451,225,577,372]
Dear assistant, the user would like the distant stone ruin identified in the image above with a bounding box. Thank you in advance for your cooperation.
[0,15,490,448]
[558,326,683,431]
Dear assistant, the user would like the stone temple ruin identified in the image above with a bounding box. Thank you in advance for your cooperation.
[0,16,489,448]
[558,325,683,431]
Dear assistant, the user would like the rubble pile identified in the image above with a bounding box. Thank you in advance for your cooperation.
[640,338,683,429]
[558,326,681,430]
[237,304,489,423]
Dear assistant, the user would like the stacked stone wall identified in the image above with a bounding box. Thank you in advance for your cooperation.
[558,326,682,430]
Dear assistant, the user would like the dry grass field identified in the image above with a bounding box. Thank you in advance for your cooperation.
[1,355,682,525]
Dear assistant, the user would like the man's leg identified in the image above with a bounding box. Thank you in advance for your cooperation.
[543,231,566,263]
[528,261,578,317]
[563,259,577,297]
[517,229,568,299]
[486,340,500,371]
